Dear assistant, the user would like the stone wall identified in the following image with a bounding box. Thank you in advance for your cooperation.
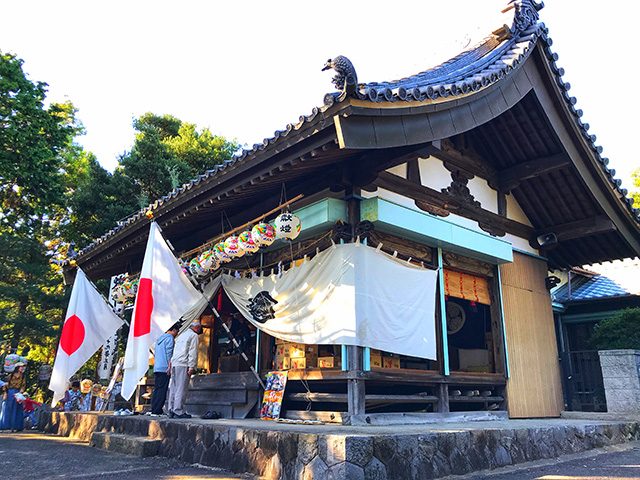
[40,412,640,479]
[599,349,640,413]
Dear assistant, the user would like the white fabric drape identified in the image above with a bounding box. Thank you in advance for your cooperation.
[178,276,221,336]
[222,243,438,360]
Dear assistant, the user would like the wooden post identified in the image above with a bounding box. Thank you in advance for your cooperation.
[496,265,511,378]
[346,187,366,416]
[437,383,450,413]
[437,248,450,375]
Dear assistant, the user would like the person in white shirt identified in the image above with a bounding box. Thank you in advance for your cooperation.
[167,320,203,418]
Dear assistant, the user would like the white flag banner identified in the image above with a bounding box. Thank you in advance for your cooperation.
[121,222,204,400]
[49,269,124,405]
[222,243,438,359]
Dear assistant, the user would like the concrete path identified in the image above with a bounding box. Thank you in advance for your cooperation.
[0,432,253,480]
[447,441,640,479]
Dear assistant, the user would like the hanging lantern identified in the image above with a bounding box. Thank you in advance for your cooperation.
[214,242,232,263]
[251,222,276,247]
[224,235,245,258]
[189,257,207,277]
[121,280,137,298]
[238,230,259,254]
[274,212,301,240]
[111,285,127,303]
[198,249,219,272]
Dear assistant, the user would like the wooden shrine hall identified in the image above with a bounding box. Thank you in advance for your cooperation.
[66,0,640,422]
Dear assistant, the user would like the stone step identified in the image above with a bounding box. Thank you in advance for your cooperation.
[90,431,161,458]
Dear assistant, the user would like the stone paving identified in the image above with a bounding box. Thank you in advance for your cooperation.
[40,412,640,479]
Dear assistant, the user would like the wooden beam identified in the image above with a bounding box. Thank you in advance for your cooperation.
[375,171,535,239]
[426,141,498,184]
[497,153,570,192]
[536,215,617,244]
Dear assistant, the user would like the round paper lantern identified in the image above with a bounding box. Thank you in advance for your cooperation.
[238,230,259,254]
[198,249,219,271]
[189,257,206,277]
[251,222,276,247]
[213,242,232,263]
[224,235,245,258]
[111,285,127,303]
[275,212,301,240]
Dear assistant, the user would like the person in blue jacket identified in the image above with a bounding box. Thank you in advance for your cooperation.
[151,322,181,415]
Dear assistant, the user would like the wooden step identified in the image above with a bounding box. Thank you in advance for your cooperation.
[90,432,160,457]
[189,372,260,391]
[287,392,438,404]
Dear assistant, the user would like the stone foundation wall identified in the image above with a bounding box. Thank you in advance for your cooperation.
[599,349,640,413]
[40,412,640,479]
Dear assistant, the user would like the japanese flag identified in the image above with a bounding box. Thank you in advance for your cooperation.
[121,222,204,400]
[49,268,124,405]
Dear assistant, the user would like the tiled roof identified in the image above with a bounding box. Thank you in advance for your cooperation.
[74,0,640,263]
[553,274,634,303]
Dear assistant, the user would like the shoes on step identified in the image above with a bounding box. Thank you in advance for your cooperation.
[168,410,176,418]
[175,412,192,419]
[201,410,220,420]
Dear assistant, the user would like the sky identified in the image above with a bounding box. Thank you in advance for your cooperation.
[1,1,638,190]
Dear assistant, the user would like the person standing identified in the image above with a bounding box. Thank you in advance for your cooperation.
[167,320,202,419]
[0,362,27,432]
[151,322,180,415]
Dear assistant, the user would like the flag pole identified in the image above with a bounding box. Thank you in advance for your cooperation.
[155,222,266,391]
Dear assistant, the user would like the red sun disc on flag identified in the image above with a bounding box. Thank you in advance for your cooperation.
[60,314,85,355]
[133,278,154,337]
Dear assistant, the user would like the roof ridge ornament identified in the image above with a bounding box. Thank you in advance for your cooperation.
[505,0,543,34]
[322,55,361,105]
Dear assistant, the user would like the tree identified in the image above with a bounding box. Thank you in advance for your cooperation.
[0,52,81,356]
[64,153,139,245]
[591,308,640,350]
[119,113,238,202]
[630,168,640,210]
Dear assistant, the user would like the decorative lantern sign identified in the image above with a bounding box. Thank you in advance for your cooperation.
[189,257,207,277]
[238,230,259,254]
[251,222,276,247]
[214,242,232,263]
[199,249,219,272]
[224,235,245,258]
[275,212,301,240]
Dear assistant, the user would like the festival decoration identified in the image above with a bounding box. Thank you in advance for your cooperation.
[274,212,301,240]
[238,230,259,254]
[224,235,245,258]
[80,378,93,394]
[251,222,276,247]
[214,242,232,263]
[198,249,220,272]
[189,257,207,277]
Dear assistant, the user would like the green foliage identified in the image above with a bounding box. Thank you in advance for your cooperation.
[0,53,81,233]
[630,168,640,210]
[119,113,238,201]
[591,308,640,350]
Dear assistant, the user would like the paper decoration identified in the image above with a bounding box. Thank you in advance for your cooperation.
[199,249,220,271]
[224,235,245,258]
[260,371,288,420]
[274,212,301,240]
[251,222,276,247]
[214,242,232,263]
[189,258,207,277]
[238,230,259,254]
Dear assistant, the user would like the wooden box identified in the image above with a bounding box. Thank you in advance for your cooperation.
[318,356,335,368]
[370,353,383,368]
[382,356,400,369]
[275,357,291,370]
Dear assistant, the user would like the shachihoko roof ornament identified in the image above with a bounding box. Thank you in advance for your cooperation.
[322,55,360,104]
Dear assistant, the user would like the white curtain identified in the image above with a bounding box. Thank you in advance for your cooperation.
[222,243,438,360]
[178,276,221,335]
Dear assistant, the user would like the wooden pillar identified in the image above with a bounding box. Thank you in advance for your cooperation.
[437,383,450,413]
[346,187,366,416]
